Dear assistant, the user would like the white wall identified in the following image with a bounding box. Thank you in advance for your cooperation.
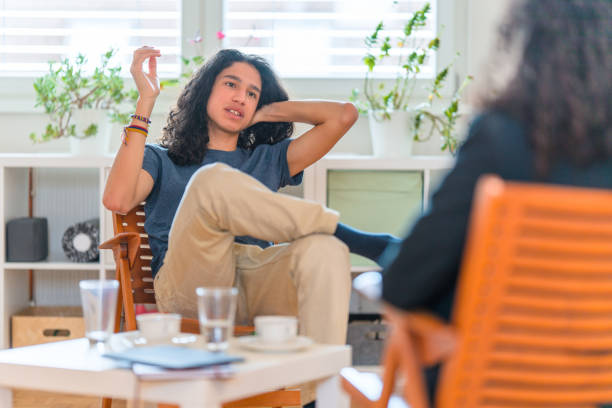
[0,0,514,156]
[466,0,514,80]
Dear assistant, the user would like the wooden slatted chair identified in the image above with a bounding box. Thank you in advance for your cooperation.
[341,174,612,408]
[99,204,301,408]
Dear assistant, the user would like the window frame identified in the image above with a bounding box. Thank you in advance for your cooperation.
[0,0,466,114]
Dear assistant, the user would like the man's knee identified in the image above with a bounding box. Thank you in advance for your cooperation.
[299,233,348,255]
[189,162,232,192]
[188,162,258,203]
[292,235,351,278]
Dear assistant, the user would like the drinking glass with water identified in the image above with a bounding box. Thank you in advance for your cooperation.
[196,287,238,352]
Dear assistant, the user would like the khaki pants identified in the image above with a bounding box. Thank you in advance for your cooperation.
[154,163,352,345]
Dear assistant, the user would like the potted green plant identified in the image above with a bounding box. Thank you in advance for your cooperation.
[350,2,472,156]
[29,49,137,154]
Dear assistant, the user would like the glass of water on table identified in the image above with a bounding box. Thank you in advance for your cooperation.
[196,287,238,352]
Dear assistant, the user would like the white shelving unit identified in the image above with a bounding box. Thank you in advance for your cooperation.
[0,154,115,349]
[0,153,455,349]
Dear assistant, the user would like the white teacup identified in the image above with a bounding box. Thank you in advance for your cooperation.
[136,313,181,342]
[254,315,297,344]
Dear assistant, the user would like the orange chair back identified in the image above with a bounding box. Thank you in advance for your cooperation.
[437,175,612,407]
[111,204,156,306]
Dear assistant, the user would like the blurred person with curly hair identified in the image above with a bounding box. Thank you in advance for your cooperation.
[379,0,612,399]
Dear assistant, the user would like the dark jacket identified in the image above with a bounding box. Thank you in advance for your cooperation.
[381,111,612,320]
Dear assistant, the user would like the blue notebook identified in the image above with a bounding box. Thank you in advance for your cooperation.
[103,345,244,369]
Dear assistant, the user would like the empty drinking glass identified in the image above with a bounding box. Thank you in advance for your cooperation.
[196,287,238,352]
[79,279,119,347]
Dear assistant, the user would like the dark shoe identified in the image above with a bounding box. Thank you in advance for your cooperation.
[303,401,315,408]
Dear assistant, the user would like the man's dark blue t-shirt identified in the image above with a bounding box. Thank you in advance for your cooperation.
[142,139,303,278]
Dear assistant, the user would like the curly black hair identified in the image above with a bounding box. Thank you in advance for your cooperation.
[482,0,612,176]
[160,49,294,166]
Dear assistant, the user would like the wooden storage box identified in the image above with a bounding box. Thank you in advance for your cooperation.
[11,306,85,347]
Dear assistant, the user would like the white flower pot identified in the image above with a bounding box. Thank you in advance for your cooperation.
[69,109,111,156]
[368,110,415,157]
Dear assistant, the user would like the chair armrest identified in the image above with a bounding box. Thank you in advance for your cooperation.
[403,311,457,366]
[352,272,457,365]
[99,232,141,269]
[341,309,455,408]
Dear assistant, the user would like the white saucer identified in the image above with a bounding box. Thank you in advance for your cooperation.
[109,331,203,351]
[236,336,313,352]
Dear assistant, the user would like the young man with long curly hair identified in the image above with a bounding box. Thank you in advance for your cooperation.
[104,48,397,352]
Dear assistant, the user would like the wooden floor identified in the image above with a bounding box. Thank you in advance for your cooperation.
[14,390,127,408]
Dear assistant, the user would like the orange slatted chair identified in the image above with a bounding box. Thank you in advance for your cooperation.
[99,204,301,408]
[341,174,612,408]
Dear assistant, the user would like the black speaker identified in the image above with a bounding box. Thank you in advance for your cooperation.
[6,217,48,262]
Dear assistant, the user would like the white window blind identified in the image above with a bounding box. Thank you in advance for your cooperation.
[224,0,437,78]
[0,0,181,77]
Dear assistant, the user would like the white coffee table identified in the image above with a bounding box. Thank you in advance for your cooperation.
[0,336,351,407]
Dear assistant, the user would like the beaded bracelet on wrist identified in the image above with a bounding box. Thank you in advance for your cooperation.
[130,114,151,124]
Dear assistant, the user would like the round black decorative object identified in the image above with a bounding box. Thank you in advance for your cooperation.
[62,218,100,262]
